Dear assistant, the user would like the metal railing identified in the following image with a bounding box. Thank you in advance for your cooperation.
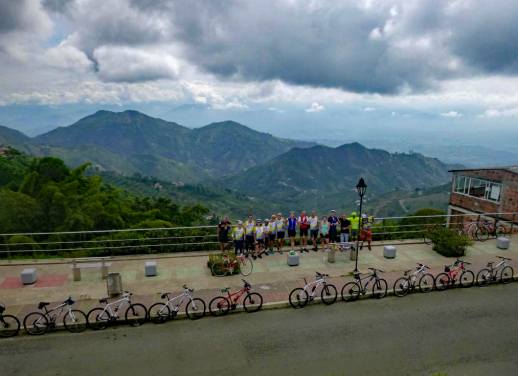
[0,212,516,260]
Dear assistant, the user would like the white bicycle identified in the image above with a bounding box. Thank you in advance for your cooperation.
[476,256,514,286]
[393,263,435,296]
[148,285,206,323]
[87,291,147,330]
[289,272,337,308]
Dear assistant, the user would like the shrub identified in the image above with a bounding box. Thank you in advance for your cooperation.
[429,227,472,258]
[207,252,241,276]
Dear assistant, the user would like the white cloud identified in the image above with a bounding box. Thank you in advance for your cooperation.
[305,102,325,113]
[440,110,463,118]
[479,108,518,118]
[363,107,376,112]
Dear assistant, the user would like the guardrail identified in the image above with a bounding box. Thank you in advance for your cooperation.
[0,212,516,259]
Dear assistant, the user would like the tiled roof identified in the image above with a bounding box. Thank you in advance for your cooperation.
[449,166,518,175]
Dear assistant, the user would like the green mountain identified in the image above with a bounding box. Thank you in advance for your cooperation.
[221,143,453,213]
[33,110,313,179]
[0,125,30,147]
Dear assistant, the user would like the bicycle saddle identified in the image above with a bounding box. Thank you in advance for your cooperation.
[444,265,450,272]
[99,298,108,304]
[316,272,328,277]
[221,287,230,293]
[486,261,494,267]
[161,293,171,299]
[38,302,50,310]
[403,269,412,275]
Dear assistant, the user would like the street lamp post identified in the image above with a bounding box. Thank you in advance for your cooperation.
[354,177,367,273]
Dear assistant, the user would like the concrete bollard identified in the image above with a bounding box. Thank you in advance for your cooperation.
[497,237,510,250]
[383,245,397,259]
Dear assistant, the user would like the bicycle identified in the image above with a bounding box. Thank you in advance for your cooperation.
[341,268,388,301]
[211,252,253,277]
[23,297,87,335]
[209,280,263,316]
[434,259,474,290]
[0,303,20,338]
[289,272,338,308]
[393,263,435,296]
[148,284,206,323]
[87,291,147,330]
[476,256,514,286]
[475,219,510,242]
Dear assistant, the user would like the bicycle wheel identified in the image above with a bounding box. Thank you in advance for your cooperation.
[434,272,450,291]
[475,227,490,242]
[418,273,434,293]
[372,278,388,299]
[0,315,20,338]
[243,292,263,313]
[289,288,309,309]
[63,309,87,333]
[211,262,227,277]
[186,298,206,320]
[239,257,253,277]
[393,277,411,297]
[148,303,170,324]
[320,284,337,305]
[476,268,492,287]
[500,266,514,284]
[459,270,474,287]
[341,282,361,302]
[23,312,48,335]
[87,308,110,330]
[125,304,147,326]
[209,296,230,316]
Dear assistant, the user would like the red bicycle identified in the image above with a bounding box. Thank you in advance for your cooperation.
[208,280,263,316]
[434,259,474,290]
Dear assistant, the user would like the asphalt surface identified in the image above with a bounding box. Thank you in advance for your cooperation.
[2,284,518,376]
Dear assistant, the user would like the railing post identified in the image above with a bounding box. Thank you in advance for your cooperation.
[511,213,515,237]
[4,235,11,261]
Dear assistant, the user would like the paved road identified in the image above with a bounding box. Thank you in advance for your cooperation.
[2,284,518,376]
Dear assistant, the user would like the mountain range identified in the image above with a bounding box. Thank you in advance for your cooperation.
[0,110,457,216]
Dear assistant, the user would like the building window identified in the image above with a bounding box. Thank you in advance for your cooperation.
[453,175,502,202]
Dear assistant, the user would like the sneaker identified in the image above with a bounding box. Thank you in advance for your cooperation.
[258,254,263,259]
[368,245,372,251]
[313,248,318,252]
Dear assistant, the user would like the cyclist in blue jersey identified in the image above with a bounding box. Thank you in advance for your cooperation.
[287,211,298,252]
[328,210,339,243]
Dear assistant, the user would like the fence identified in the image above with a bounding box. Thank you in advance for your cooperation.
[0,212,516,260]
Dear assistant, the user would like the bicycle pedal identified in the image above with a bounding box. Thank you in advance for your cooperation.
[170,311,178,318]
[231,304,237,310]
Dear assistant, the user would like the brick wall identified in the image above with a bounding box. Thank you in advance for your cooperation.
[449,169,518,221]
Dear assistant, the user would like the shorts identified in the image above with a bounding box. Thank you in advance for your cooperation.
[257,239,264,245]
[310,229,319,238]
[277,231,285,239]
[320,233,329,239]
[218,233,229,243]
[288,229,296,237]
[300,227,309,236]
[234,240,244,253]
[269,234,276,241]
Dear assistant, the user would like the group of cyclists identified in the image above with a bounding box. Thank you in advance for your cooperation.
[217,210,374,259]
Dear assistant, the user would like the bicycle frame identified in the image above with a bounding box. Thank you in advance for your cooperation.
[354,272,379,293]
[225,285,250,305]
[302,277,327,298]
[40,300,75,324]
[100,295,131,319]
[162,290,196,313]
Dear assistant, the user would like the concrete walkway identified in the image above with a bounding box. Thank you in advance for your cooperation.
[1,238,516,320]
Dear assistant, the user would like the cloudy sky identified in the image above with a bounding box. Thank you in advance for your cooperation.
[1,0,518,153]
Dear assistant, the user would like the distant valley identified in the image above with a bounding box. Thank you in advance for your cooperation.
[0,110,456,218]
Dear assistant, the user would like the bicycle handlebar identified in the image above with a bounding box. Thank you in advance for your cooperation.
[368,267,384,273]
[496,256,511,261]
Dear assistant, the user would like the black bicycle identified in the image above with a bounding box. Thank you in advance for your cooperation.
[23,297,87,335]
[341,268,388,301]
[0,303,20,338]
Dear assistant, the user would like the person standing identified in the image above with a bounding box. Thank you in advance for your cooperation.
[320,216,330,250]
[339,213,351,244]
[328,210,339,243]
[232,221,245,255]
[253,219,264,259]
[287,211,298,252]
[268,214,277,254]
[275,213,286,253]
[359,214,373,251]
[217,216,232,252]
[348,212,360,241]
[309,210,319,251]
[298,210,310,252]
[263,219,271,255]
[244,215,255,256]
